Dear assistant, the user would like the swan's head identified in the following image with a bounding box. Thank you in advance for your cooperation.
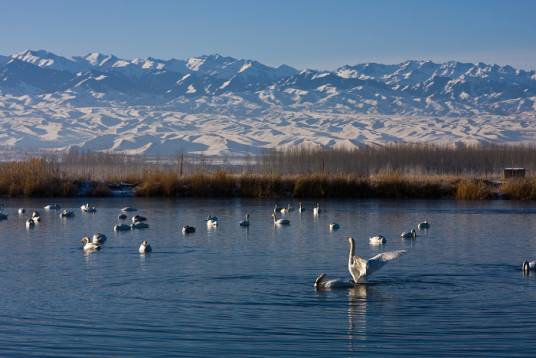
[142,240,148,246]
[81,236,90,244]
[347,236,354,245]
[523,260,530,273]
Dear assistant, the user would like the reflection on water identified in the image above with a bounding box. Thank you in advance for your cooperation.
[347,285,368,345]
[0,198,536,356]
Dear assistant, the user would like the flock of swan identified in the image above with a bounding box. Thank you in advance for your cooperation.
[2,201,536,283]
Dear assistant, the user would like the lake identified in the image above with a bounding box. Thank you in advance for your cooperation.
[1,198,536,357]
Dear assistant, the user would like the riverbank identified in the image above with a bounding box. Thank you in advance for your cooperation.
[0,158,534,200]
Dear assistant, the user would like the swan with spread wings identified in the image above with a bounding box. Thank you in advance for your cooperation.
[315,236,406,289]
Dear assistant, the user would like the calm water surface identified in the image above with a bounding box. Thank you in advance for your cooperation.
[1,198,536,357]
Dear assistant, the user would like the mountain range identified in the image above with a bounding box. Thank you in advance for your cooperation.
[0,49,535,156]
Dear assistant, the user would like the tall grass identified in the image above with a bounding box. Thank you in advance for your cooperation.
[2,144,536,199]
[0,158,76,197]
[455,179,494,200]
[500,179,536,200]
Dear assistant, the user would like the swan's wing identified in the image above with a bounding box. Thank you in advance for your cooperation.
[366,250,406,276]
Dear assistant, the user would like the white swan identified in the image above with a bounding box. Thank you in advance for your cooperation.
[313,203,321,216]
[182,225,196,234]
[139,240,152,254]
[207,215,218,227]
[329,223,340,231]
[314,273,355,289]
[239,213,250,227]
[418,221,430,230]
[18,208,25,215]
[81,236,101,251]
[59,210,74,218]
[400,229,417,240]
[122,207,137,212]
[272,213,290,226]
[81,203,96,213]
[347,236,405,283]
[273,204,284,214]
[44,204,60,210]
[31,211,40,223]
[25,218,35,228]
[114,223,131,231]
[92,233,107,244]
[298,202,305,213]
[131,221,149,229]
[522,260,536,274]
[132,215,147,223]
[280,204,292,214]
[369,235,387,245]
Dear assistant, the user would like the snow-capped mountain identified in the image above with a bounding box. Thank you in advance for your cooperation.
[0,50,535,156]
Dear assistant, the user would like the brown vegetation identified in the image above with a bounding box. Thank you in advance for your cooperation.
[455,179,494,200]
[0,158,76,197]
[500,178,536,200]
[2,144,536,199]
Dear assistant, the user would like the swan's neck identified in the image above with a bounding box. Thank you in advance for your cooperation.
[348,239,355,261]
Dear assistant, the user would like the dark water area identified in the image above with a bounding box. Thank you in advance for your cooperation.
[1,198,536,357]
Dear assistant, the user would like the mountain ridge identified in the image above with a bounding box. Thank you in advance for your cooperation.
[1,50,535,156]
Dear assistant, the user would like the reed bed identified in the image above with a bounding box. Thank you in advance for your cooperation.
[2,143,536,199]
[0,158,76,197]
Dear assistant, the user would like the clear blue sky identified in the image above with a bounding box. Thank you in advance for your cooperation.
[1,0,535,70]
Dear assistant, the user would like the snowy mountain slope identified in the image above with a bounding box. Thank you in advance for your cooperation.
[0,49,535,156]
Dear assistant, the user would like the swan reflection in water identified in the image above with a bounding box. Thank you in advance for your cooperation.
[314,283,371,347]
[347,285,369,346]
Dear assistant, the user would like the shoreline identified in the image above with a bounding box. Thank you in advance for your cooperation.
[1,172,534,200]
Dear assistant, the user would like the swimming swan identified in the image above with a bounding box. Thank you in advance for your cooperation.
[347,236,405,283]
[313,203,321,216]
[182,225,196,234]
[400,229,417,240]
[298,202,305,213]
[25,218,35,228]
[239,213,250,227]
[122,207,137,212]
[273,204,283,214]
[418,221,430,230]
[92,233,107,244]
[329,223,340,231]
[81,203,96,213]
[280,204,292,214]
[272,213,290,226]
[131,221,149,229]
[81,236,101,251]
[118,213,127,220]
[522,260,536,274]
[139,240,152,254]
[44,204,61,210]
[207,215,218,227]
[114,223,131,231]
[314,273,355,289]
[132,215,147,223]
[59,210,74,218]
[31,211,40,223]
[369,235,387,245]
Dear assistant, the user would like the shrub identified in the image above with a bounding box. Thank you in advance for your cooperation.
[455,179,493,200]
